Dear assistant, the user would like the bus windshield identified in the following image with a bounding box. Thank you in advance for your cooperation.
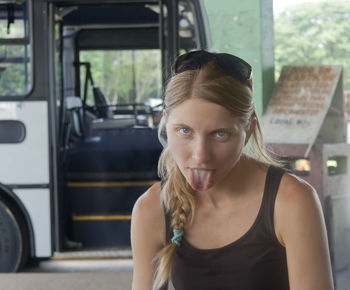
[79,49,162,107]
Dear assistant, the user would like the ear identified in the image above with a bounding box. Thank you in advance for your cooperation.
[163,109,167,118]
[245,116,257,145]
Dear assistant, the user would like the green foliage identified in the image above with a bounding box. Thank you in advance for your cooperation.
[80,50,162,105]
[275,0,350,89]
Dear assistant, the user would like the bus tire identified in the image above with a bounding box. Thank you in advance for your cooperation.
[0,198,29,272]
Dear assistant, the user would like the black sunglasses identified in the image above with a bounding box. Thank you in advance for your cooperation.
[174,50,253,89]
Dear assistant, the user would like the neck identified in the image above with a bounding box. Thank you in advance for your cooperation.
[195,156,251,209]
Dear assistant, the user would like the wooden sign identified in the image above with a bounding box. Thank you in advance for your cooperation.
[261,66,343,150]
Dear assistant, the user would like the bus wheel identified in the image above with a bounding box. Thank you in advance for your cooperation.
[0,198,28,272]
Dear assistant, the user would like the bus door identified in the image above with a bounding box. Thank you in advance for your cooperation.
[53,0,211,249]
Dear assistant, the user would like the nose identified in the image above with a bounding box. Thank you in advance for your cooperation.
[191,137,211,163]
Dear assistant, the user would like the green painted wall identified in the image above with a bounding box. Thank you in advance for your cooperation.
[203,0,275,116]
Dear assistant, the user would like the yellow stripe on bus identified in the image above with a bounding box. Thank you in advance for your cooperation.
[67,180,158,188]
[72,214,132,221]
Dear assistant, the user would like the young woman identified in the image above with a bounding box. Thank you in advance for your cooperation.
[131,50,334,290]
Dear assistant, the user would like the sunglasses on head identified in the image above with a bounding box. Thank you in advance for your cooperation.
[174,50,253,89]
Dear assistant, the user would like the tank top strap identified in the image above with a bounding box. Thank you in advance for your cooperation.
[260,166,286,240]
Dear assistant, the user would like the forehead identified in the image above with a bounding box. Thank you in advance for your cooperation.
[167,98,242,128]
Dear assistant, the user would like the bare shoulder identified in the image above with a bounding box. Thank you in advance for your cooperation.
[133,182,162,216]
[131,182,166,289]
[131,182,165,246]
[278,172,321,211]
[274,171,324,245]
[132,182,164,230]
[274,172,334,289]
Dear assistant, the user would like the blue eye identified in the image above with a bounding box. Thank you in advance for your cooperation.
[216,131,228,138]
[179,128,191,135]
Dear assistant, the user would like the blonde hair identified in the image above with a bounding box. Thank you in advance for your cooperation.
[153,60,279,289]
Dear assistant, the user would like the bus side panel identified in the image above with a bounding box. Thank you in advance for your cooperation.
[14,189,51,257]
[0,101,49,184]
[0,101,51,257]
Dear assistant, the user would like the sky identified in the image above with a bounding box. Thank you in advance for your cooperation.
[273,0,328,16]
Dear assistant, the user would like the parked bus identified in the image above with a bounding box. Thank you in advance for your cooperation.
[0,0,211,272]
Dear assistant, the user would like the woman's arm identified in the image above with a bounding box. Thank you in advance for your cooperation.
[275,174,334,290]
[131,182,166,290]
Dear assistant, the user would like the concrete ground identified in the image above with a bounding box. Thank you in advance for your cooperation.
[0,250,175,290]
[0,272,132,290]
[23,258,134,273]
[0,250,134,290]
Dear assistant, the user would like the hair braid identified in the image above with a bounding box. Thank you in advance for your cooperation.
[153,148,195,289]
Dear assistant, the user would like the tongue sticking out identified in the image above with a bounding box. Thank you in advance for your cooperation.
[189,169,213,191]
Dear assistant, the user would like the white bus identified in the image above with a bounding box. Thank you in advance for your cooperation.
[0,0,211,271]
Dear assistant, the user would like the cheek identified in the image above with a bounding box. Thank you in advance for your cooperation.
[170,142,188,159]
[214,137,245,165]
[215,145,239,163]
[167,133,190,163]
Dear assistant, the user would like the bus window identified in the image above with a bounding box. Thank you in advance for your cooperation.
[79,49,162,106]
[0,0,32,97]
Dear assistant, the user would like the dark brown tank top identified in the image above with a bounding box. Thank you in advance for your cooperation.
[163,166,289,290]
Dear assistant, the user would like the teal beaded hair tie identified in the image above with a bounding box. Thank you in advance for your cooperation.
[171,229,184,247]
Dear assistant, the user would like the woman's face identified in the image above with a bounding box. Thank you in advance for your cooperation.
[165,97,249,192]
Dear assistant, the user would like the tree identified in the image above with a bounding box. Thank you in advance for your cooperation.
[275,0,350,89]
